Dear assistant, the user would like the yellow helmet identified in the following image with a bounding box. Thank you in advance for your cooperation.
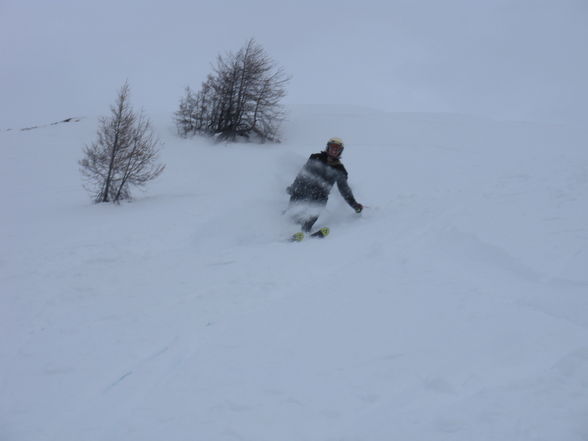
[327,137,344,147]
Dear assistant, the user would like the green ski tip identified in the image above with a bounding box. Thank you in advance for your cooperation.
[290,232,305,242]
[310,227,330,238]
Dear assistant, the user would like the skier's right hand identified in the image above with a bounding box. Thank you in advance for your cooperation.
[354,203,363,213]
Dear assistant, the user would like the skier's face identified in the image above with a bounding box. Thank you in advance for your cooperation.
[326,143,343,158]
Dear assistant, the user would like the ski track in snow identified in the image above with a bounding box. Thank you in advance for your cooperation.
[1,107,587,441]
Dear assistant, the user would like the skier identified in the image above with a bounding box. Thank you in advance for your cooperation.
[286,137,363,240]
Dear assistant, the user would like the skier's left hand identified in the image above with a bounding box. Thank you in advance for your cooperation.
[354,203,363,214]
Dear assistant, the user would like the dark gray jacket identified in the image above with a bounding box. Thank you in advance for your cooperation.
[288,152,360,209]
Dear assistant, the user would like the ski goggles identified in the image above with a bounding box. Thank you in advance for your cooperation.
[327,143,344,155]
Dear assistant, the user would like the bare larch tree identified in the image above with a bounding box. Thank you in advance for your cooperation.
[175,39,289,143]
[80,82,165,203]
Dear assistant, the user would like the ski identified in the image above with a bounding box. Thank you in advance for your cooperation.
[290,227,330,242]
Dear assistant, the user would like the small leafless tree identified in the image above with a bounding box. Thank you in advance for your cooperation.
[80,82,165,203]
[175,39,289,143]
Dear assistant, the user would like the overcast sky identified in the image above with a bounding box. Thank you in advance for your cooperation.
[1,0,587,128]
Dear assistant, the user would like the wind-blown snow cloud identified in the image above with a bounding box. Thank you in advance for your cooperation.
[1,0,586,127]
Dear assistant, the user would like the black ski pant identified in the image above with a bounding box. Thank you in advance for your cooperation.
[300,215,319,232]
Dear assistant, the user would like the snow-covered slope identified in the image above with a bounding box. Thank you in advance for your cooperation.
[1,107,587,441]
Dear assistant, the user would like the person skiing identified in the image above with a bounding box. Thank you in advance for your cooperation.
[286,137,363,240]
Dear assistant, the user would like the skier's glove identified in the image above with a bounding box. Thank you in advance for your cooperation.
[354,203,363,213]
